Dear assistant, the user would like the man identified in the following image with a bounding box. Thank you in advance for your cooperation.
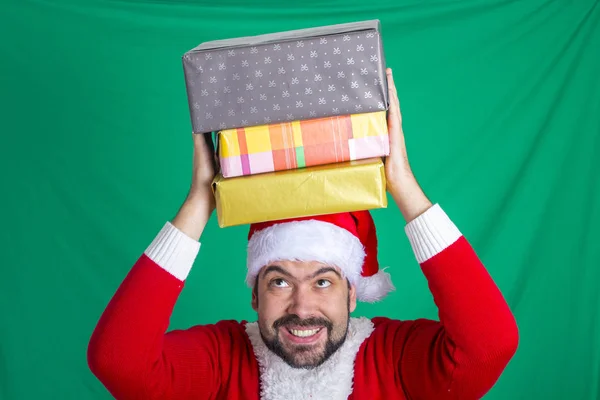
[88,68,519,399]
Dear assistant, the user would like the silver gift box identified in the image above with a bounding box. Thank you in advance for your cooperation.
[182,20,389,133]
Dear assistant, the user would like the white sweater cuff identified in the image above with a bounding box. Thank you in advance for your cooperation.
[404,204,462,264]
[144,222,201,281]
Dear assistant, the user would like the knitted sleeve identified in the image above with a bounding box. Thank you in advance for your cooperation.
[87,222,226,399]
[390,204,519,399]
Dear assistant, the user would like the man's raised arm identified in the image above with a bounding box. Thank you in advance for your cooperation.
[87,133,223,399]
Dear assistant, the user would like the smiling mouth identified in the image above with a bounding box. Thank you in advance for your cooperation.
[287,328,322,338]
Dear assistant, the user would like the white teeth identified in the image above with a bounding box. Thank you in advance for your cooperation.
[290,328,320,337]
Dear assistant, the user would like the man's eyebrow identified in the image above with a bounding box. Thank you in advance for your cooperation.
[262,265,293,279]
[261,265,342,281]
[308,267,342,280]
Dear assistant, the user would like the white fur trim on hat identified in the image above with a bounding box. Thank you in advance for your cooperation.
[246,220,365,288]
[355,268,395,302]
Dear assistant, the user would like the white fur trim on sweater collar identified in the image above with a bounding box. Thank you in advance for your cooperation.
[245,317,374,400]
[246,220,365,287]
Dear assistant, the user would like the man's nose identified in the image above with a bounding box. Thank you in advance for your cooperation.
[287,285,317,319]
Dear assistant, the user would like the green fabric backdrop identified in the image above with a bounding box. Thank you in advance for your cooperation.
[2,0,599,398]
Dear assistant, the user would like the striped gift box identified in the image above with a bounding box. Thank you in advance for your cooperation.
[218,111,389,178]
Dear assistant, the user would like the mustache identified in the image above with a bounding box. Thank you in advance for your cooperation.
[273,314,333,331]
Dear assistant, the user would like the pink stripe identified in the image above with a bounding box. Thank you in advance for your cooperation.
[241,154,251,175]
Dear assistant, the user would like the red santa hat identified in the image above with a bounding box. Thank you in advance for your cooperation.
[246,211,394,302]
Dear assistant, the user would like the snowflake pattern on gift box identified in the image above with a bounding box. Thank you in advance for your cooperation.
[184,29,386,132]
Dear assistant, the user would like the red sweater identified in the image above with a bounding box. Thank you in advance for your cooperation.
[88,205,518,399]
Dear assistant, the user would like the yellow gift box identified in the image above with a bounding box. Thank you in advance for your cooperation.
[212,158,387,227]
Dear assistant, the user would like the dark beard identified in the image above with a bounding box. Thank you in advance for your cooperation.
[260,313,350,369]
[260,316,348,369]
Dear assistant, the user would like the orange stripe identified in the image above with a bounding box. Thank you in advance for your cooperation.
[237,128,248,155]
[282,124,297,169]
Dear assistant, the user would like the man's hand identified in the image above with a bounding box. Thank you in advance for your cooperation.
[384,68,433,223]
[172,133,217,241]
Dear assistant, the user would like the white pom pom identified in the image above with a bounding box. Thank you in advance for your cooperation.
[355,268,395,302]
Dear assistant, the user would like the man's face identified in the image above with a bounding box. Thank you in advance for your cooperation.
[251,260,357,369]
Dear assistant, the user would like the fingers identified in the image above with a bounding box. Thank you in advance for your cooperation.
[193,131,207,147]
[385,68,407,162]
[192,131,204,148]
[386,68,401,116]
[193,132,214,155]
[386,68,395,93]
[192,132,219,175]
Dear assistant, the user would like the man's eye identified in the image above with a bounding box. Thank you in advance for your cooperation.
[271,279,289,288]
[316,279,331,288]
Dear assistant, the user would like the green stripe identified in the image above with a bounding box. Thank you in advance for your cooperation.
[295,146,306,168]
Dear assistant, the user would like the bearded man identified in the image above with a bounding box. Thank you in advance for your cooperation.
[88,69,519,399]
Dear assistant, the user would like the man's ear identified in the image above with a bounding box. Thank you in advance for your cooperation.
[348,281,357,313]
[251,278,259,311]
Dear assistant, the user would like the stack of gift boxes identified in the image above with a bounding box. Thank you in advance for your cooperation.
[182,20,390,227]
